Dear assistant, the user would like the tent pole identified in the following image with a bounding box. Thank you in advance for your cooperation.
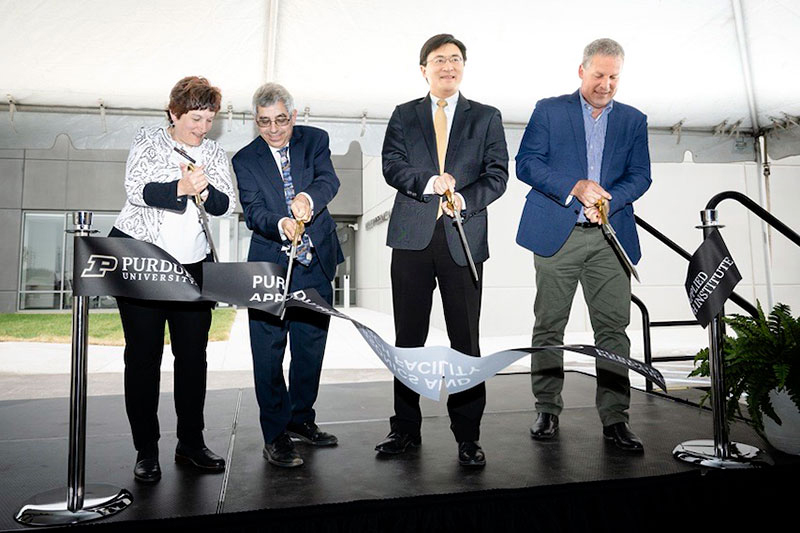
[756,134,775,310]
[732,0,774,310]
[265,0,280,82]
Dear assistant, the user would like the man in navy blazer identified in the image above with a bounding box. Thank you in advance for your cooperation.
[516,38,651,451]
[377,34,508,467]
[233,83,343,468]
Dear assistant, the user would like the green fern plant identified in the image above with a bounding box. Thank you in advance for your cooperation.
[689,302,800,434]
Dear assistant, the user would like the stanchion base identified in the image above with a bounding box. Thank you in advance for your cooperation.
[14,483,132,527]
[673,439,774,469]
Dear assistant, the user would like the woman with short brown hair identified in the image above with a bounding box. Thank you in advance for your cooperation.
[111,76,235,483]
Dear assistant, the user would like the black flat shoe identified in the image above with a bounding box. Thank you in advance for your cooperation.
[287,421,338,446]
[134,451,161,483]
[375,431,421,455]
[603,422,644,452]
[458,441,486,467]
[530,413,559,440]
[263,432,303,468]
[175,442,226,471]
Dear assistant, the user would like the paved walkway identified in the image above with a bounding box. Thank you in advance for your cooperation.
[0,307,710,400]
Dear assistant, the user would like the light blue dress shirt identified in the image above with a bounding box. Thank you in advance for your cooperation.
[577,92,613,222]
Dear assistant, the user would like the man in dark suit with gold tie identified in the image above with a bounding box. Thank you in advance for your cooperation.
[376,34,509,467]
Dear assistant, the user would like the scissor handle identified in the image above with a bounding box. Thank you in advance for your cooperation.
[292,219,305,245]
[594,198,610,225]
[444,189,456,212]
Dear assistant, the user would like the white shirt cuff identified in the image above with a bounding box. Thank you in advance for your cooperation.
[456,192,466,212]
[423,175,438,195]
[298,192,314,215]
[278,217,290,241]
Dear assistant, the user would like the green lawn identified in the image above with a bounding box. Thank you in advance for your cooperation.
[0,308,237,345]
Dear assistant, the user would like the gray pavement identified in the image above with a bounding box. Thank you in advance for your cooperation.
[0,307,710,400]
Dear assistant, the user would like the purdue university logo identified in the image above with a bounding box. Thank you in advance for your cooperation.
[81,255,118,278]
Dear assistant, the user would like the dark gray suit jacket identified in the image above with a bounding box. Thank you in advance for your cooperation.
[382,93,509,266]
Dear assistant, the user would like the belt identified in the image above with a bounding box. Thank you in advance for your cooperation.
[575,222,597,228]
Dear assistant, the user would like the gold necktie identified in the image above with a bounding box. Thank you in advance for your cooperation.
[434,99,448,173]
[434,99,448,218]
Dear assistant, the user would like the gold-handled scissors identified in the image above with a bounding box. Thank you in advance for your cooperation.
[445,190,479,283]
[280,219,305,319]
[172,146,218,262]
[595,199,640,282]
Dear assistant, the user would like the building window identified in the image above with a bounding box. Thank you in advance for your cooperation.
[19,213,65,310]
[19,212,117,310]
[18,212,242,311]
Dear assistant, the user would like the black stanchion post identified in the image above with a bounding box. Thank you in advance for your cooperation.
[15,211,133,527]
[672,209,772,468]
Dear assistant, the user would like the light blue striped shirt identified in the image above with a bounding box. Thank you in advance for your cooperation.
[577,92,613,222]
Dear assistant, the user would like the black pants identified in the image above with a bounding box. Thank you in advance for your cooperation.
[390,217,485,442]
[116,260,212,452]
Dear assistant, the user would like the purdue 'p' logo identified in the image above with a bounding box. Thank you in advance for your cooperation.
[81,255,118,278]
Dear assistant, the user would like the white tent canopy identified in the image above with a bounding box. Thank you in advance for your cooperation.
[2,0,799,159]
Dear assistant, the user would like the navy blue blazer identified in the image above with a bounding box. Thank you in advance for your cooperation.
[382,93,508,266]
[232,125,343,281]
[515,91,651,263]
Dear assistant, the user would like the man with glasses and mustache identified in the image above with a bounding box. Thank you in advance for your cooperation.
[233,83,343,468]
[377,34,508,467]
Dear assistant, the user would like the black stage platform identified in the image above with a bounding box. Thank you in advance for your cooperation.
[1,372,797,532]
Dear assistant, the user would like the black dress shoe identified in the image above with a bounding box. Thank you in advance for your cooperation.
[603,422,644,452]
[530,413,559,440]
[374,431,421,455]
[134,451,161,483]
[287,421,338,446]
[263,432,303,468]
[458,441,486,467]
[175,442,226,471]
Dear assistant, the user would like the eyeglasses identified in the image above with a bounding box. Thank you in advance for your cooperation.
[427,55,464,66]
[255,115,291,128]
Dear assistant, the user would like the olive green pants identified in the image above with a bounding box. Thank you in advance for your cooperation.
[531,225,632,426]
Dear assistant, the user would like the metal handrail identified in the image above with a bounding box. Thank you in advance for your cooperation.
[630,293,652,375]
[632,214,754,392]
[630,294,702,393]
[634,216,758,317]
[633,190,800,392]
[705,190,800,247]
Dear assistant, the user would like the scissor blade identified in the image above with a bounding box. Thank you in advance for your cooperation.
[596,199,639,282]
[445,190,479,283]
[280,243,297,319]
[173,146,196,165]
[601,223,640,282]
[454,214,479,283]
[173,147,218,262]
[194,201,218,262]
[280,220,304,319]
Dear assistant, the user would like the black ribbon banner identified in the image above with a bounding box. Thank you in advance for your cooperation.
[74,237,667,398]
[73,237,203,302]
[684,228,742,328]
[73,237,288,315]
